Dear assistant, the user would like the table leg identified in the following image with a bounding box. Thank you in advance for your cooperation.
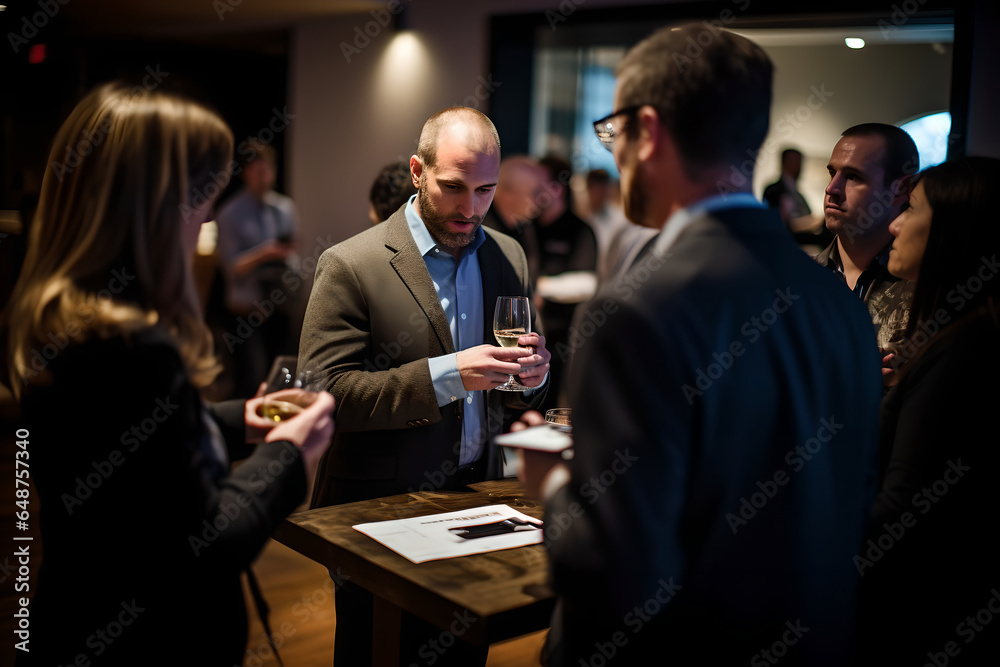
[372,595,402,667]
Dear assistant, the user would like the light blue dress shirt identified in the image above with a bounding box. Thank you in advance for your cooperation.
[404,196,488,466]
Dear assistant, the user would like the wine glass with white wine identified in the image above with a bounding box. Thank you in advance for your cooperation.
[493,295,532,392]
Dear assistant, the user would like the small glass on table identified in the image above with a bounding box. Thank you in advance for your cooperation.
[545,408,572,433]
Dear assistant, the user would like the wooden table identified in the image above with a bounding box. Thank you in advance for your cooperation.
[272,479,554,664]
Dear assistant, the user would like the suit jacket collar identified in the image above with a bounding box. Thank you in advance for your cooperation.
[653,206,786,255]
[382,209,510,356]
[383,208,456,355]
[653,195,766,257]
[476,228,510,343]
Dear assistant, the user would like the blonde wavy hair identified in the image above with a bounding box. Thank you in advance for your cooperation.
[4,82,234,398]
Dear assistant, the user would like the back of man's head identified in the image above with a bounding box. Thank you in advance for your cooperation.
[840,123,919,186]
[615,23,773,180]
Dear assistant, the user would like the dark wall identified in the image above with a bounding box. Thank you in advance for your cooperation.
[1,8,290,215]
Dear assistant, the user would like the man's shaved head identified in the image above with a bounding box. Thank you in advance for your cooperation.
[416,106,501,170]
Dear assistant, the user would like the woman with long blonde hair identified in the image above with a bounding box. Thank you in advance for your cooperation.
[4,82,333,666]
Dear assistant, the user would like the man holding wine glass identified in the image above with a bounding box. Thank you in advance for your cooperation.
[298,106,550,666]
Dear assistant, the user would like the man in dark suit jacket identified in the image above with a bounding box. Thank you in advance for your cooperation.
[298,106,551,666]
[519,24,882,666]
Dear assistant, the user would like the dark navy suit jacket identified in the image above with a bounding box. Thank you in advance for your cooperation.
[545,207,882,666]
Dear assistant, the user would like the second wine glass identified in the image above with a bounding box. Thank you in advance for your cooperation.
[259,355,320,422]
[493,295,531,392]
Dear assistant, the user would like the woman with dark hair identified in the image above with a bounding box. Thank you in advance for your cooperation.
[3,82,334,665]
[855,156,1000,665]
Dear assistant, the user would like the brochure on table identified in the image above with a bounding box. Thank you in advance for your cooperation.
[353,504,544,564]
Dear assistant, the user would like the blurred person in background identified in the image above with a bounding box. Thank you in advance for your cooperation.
[369,160,417,225]
[581,167,657,283]
[534,155,598,410]
[215,139,304,398]
[482,153,544,283]
[762,147,833,254]
[3,82,334,667]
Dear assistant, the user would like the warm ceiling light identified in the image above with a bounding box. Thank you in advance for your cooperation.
[845,38,866,49]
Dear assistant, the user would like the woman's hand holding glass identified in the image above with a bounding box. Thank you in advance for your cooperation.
[265,391,335,473]
[243,356,334,480]
[245,356,326,441]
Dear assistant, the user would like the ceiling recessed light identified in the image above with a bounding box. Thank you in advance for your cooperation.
[845,37,866,49]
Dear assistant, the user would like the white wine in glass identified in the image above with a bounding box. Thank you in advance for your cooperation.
[259,399,305,423]
[494,328,526,348]
[257,356,320,422]
[493,296,531,391]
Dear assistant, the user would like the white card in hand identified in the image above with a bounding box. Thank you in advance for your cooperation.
[494,424,572,452]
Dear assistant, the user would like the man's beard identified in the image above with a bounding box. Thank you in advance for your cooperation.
[418,174,482,251]
[621,166,651,228]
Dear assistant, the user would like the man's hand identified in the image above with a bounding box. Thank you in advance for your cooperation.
[881,350,900,387]
[513,333,551,389]
[457,344,530,391]
[510,410,569,500]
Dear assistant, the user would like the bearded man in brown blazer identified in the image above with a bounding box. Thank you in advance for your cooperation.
[299,107,551,666]
[300,107,550,513]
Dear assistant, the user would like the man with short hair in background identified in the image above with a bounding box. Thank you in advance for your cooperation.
[763,147,833,254]
[819,122,919,372]
[533,154,598,410]
[215,139,303,398]
[482,153,546,283]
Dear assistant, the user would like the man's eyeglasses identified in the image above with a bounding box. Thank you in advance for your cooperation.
[592,105,645,153]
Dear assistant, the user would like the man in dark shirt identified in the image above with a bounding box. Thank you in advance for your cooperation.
[818,123,918,361]
[481,154,543,283]
[534,155,598,410]
[764,149,808,215]
[763,147,833,254]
